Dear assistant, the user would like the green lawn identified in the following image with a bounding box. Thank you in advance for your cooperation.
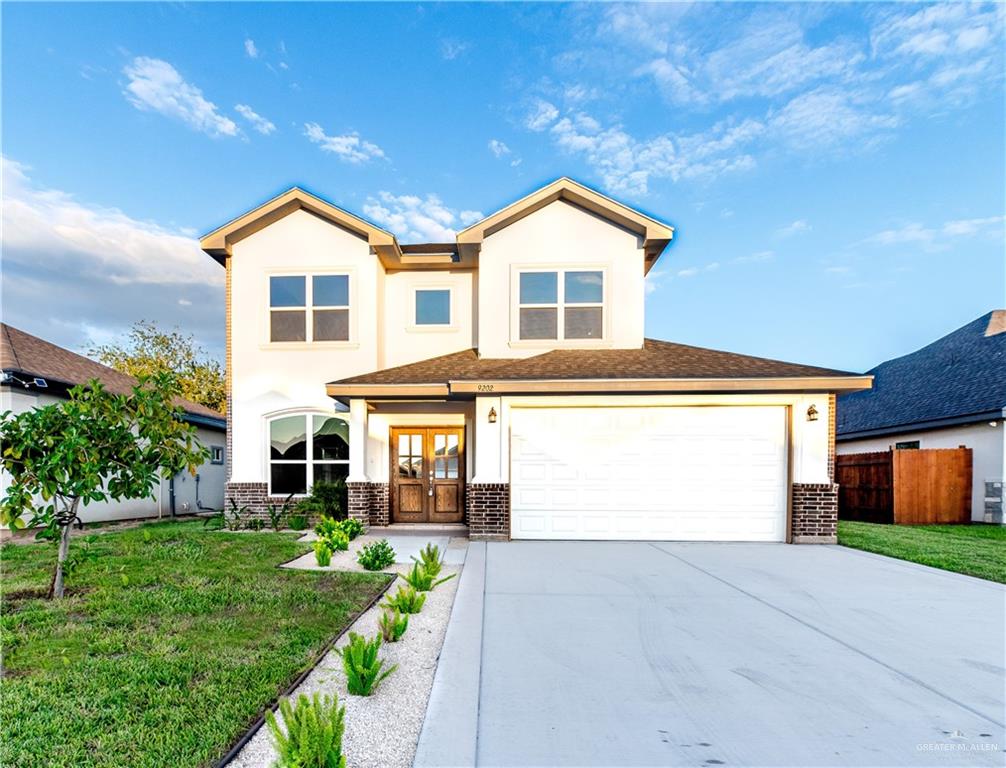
[838,520,1006,583]
[1,521,391,768]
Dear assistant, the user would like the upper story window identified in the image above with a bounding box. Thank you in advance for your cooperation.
[270,274,349,343]
[269,413,349,495]
[415,289,451,326]
[518,269,604,341]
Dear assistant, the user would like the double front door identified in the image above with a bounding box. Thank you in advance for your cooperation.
[391,427,465,523]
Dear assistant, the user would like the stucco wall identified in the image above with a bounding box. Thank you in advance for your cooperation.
[837,420,1005,522]
[382,269,475,368]
[476,200,646,359]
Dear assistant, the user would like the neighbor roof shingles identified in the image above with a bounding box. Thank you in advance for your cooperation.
[837,310,1006,437]
[330,338,854,386]
[1,323,224,421]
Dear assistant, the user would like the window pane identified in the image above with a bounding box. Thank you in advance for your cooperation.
[435,458,446,479]
[565,271,603,303]
[519,307,558,339]
[313,416,349,460]
[410,456,423,479]
[447,434,459,455]
[416,289,451,325]
[270,276,305,307]
[564,307,603,339]
[271,416,307,460]
[271,311,306,342]
[313,463,349,485]
[313,275,349,307]
[313,309,349,341]
[271,463,307,495]
[520,272,557,304]
[447,458,459,479]
[411,434,422,456]
[435,434,446,456]
[398,434,410,456]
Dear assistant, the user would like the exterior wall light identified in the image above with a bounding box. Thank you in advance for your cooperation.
[806,404,819,422]
[488,407,497,424]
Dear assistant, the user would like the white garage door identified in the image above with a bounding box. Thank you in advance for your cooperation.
[510,406,788,541]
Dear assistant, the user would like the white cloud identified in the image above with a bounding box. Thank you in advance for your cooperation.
[488,139,511,158]
[860,214,1004,252]
[676,267,700,278]
[732,250,775,264]
[235,104,276,135]
[768,88,898,150]
[776,219,811,238]
[244,38,259,59]
[525,99,559,131]
[2,156,220,287]
[304,122,386,163]
[123,57,238,138]
[440,39,470,60]
[362,191,483,242]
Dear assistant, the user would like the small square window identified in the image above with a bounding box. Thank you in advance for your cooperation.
[270,276,305,307]
[313,275,349,307]
[520,272,557,304]
[210,446,225,465]
[565,271,603,304]
[416,289,451,325]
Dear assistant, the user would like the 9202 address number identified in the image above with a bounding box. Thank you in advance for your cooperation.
[476,384,495,392]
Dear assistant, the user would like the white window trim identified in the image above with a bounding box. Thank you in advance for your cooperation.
[266,411,350,496]
[510,265,609,348]
[408,285,456,332]
[265,269,357,347]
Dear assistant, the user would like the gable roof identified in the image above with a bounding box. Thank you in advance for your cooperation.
[456,177,674,273]
[1,324,225,427]
[837,310,1006,439]
[327,339,870,398]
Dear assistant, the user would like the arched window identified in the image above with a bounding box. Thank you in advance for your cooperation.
[268,412,349,495]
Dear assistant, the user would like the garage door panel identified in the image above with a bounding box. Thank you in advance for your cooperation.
[510,406,787,542]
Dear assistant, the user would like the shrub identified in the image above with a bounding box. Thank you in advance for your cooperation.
[266,692,346,768]
[412,542,445,578]
[401,561,455,592]
[296,480,347,521]
[287,514,309,531]
[266,494,293,531]
[207,498,248,531]
[245,518,265,532]
[377,609,409,642]
[314,540,333,567]
[337,518,364,540]
[322,530,350,552]
[336,632,396,696]
[384,584,425,614]
[315,516,340,540]
[357,539,396,571]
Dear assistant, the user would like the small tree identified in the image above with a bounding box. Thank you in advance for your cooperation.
[88,320,226,413]
[0,374,209,598]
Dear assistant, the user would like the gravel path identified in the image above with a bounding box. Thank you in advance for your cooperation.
[227,541,464,768]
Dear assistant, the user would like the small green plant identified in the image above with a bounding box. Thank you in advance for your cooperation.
[287,514,309,531]
[265,692,346,768]
[357,539,396,571]
[314,540,333,567]
[336,632,397,696]
[224,498,247,531]
[337,518,364,540]
[266,494,293,531]
[377,609,409,642]
[384,584,426,614]
[315,516,340,540]
[412,542,445,578]
[323,529,350,552]
[401,561,455,592]
[245,518,265,532]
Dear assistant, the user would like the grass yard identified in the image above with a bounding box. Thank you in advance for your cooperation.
[838,520,1006,583]
[1,521,392,768]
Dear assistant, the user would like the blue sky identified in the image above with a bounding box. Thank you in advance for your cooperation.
[2,2,1003,372]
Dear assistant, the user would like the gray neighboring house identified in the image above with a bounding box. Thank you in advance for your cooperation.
[836,310,1006,523]
[0,323,227,530]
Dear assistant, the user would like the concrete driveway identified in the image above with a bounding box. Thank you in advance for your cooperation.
[417,541,1005,767]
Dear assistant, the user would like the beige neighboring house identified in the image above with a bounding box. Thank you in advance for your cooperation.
[203,177,871,543]
[0,324,226,532]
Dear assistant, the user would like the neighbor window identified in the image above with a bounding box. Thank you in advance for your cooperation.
[270,274,349,343]
[210,446,225,465]
[518,269,603,340]
[895,440,920,450]
[415,289,451,326]
[269,413,349,494]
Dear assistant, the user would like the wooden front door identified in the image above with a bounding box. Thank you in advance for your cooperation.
[391,427,465,523]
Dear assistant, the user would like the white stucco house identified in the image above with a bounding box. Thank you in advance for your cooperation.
[0,324,226,529]
[202,178,871,543]
[837,310,1006,523]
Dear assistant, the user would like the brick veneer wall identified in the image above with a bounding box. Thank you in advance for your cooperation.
[347,482,389,528]
[226,482,268,515]
[791,483,838,543]
[467,483,510,541]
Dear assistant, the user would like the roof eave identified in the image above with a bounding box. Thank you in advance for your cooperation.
[837,407,1005,441]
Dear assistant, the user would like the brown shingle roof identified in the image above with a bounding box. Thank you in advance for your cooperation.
[1,324,224,423]
[332,339,855,386]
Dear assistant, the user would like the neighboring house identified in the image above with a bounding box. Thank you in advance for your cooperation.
[0,324,226,527]
[201,178,871,543]
[837,311,1006,523]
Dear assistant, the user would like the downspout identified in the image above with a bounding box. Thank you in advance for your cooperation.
[169,475,176,518]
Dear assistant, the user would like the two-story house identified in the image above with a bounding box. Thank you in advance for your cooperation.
[201,178,871,543]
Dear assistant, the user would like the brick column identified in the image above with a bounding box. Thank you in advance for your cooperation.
[347,482,371,527]
[466,483,510,541]
[369,483,390,527]
[791,483,838,543]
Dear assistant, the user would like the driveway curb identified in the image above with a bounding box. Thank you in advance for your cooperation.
[413,541,487,768]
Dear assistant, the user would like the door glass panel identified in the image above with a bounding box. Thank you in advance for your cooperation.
[399,434,409,455]
[410,456,422,478]
[435,458,446,479]
[411,434,422,456]
[447,434,459,455]
[399,458,411,478]
[435,433,446,456]
[447,458,459,479]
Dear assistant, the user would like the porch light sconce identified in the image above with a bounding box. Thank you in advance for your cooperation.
[488,407,497,424]
[806,404,819,422]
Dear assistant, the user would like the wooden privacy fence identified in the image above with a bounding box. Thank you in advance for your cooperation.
[837,447,972,525]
